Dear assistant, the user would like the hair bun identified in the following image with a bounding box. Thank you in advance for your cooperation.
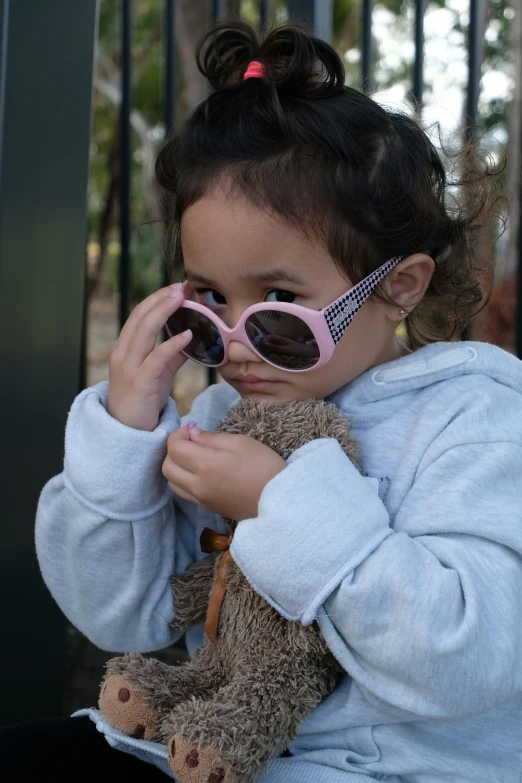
[196,20,258,89]
[196,20,345,96]
[261,24,344,96]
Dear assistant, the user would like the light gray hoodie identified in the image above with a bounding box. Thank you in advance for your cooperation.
[35,340,522,782]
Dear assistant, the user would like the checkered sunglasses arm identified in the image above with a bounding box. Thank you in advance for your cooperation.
[323,255,405,345]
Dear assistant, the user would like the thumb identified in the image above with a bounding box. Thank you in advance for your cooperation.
[188,427,229,449]
[170,424,192,441]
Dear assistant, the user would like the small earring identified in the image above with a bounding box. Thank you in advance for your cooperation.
[400,309,407,316]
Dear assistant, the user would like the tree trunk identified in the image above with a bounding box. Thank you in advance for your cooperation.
[89,118,119,298]
[177,0,209,116]
[176,0,243,118]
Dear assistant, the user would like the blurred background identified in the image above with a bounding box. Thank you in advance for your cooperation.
[0,0,520,725]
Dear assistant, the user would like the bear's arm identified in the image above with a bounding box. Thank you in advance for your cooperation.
[170,553,217,630]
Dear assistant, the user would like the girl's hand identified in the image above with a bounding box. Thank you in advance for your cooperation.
[107,284,193,431]
[163,425,286,520]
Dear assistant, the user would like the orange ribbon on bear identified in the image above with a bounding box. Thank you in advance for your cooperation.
[200,527,234,641]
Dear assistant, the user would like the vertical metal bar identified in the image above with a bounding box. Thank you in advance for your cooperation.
[0,0,98,723]
[211,0,225,23]
[79,258,88,391]
[0,0,9,178]
[162,0,175,345]
[165,0,176,138]
[461,0,482,341]
[259,0,268,33]
[208,0,224,385]
[465,0,481,140]
[119,0,131,329]
[412,0,425,110]
[288,0,315,30]
[314,0,332,43]
[207,0,220,385]
[361,0,373,93]
[518,127,522,359]
[287,0,332,40]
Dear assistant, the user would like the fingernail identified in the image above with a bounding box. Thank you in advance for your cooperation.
[169,283,184,296]
[188,426,201,439]
[181,329,192,339]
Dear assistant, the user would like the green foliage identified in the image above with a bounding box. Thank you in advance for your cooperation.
[481,0,513,132]
[484,0,513,69]
[90,0,167,302]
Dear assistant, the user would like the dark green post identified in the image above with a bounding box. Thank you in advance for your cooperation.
[0,0,98,724]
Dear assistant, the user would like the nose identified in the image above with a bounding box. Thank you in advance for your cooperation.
[227,338,263,365]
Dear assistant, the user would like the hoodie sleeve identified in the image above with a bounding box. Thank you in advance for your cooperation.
[35,380,233,653]
[230,435,522,719]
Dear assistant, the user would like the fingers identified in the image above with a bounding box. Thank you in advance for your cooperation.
[166,429,243,480]
[188,429,240,451]
[168,484,199,505]
[163,457,199,497]
[169,426,228,447]
[170,424,192,442]
[113,284,186,366]
[139,328,192,381]
[166,435,215,475]
[107,284,195,432]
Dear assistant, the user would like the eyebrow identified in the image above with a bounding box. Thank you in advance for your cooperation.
[185,268,307,287]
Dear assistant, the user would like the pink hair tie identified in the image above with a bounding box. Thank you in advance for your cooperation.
[243,60,265,80]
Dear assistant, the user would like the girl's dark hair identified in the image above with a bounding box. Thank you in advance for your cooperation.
[155,19,504,347]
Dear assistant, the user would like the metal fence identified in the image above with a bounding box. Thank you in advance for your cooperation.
[0,0,519,723]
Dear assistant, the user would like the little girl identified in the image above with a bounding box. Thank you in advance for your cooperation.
[9,18,522,783]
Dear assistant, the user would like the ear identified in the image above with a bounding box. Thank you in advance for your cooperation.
[381,253,435,323]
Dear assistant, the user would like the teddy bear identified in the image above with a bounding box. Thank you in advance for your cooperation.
[99,397,359,783]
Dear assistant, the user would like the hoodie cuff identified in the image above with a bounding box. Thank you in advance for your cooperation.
[230,438,392,624]
[63,381,180,519]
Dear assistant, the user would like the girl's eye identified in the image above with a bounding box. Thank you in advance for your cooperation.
[265,289,296,304]
[198,289,227,307]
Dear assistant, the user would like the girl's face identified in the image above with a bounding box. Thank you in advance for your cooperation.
[180,186,411,402]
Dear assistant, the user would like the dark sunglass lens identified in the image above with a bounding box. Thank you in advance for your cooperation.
[166,308,224,366]
[245,310,319,370]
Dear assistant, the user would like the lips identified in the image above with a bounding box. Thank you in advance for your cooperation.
[234,374,271,383]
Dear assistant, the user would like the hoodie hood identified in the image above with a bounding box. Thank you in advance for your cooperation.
[328,341,522,407]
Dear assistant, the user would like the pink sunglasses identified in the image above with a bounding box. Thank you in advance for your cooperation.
[165,254,405,372]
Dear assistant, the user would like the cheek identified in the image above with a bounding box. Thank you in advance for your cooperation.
[295,318,380,397]
[301,361,355,398]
